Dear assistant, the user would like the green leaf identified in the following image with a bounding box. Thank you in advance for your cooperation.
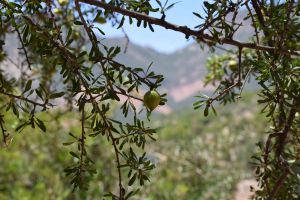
[204,105,209,117]
[149,23,154,32]
[95,27,105,35]
[111,46,120,58]
[16,121,28,132]
[117,16,125,29]
[128,173,137,186]
[74,21,83,25]
[94,16,106,24]
[35,118,46,132]
[63,141,75,146]
[155,0,162,7]
[70,151,79,159]
[22,25,29,42]
[193,12,203,19]
[137,20,142,27]
[24,80,32,94]
[78,51,87,58]
[211,105,217,116]
[35,89,44,101]
[65,28,73,43]
[49,92,65,99]
[12,102,19,118]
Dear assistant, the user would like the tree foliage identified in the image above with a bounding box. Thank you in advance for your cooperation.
[0,0,300,199]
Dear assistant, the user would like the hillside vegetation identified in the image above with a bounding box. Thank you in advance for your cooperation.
[0,93,266,200]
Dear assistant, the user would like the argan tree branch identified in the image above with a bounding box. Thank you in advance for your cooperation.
[199,2,236,33]
[0,90,50,108]
[79,0,300,56]
[276,93,300,157]
[15,27,32,70]
[267,168,290,200]
[251,0,274,47]
[75,0,96,48]
[245,2,260,44]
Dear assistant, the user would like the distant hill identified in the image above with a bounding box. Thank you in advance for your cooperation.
[100,12,254,112]
[103,38,209,86]
[102,37,213,112]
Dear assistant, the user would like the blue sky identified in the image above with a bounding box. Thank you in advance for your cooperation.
[99,0,205,53]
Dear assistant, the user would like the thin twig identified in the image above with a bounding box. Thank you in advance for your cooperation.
[115,91,143,102]
[6,57,19,68]
[238,66,253,97]
[46,0,64,44]
[0,90,50,108]
[238,47,242,87]
[111,13,131,53]
[15,27,31,70]
[75,0,95,46]
[210,82,239,103]
[263,132,280,193]
[76,71,124,199]
[111,133,123,199]
[121,27,130,53]
[199,2,236,33]
[245,2,260,44]
[79,103,85,185]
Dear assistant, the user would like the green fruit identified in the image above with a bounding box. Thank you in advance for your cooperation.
[143,90,160,110]
[58,0,68,6]
[73,31,80,39]
[228,60,238,71]
[53,8,62,14]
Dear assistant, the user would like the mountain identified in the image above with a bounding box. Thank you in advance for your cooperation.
[102,38,214,110]
[103,38,209,86]
[101,12,254,113]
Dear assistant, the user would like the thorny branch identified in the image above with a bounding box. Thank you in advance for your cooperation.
[251,0,273,47]
[15,26,31,70]
[245,2,260,44]
[79,0,300,56]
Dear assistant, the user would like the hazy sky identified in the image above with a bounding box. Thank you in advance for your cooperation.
[99,0,204,53]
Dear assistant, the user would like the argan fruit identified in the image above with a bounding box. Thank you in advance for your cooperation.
[228,60,238,71]
[143,90,160,111]
[53,8,62,14]
[58,0,68,6]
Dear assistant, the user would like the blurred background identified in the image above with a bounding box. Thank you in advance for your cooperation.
[0,1,266,199]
